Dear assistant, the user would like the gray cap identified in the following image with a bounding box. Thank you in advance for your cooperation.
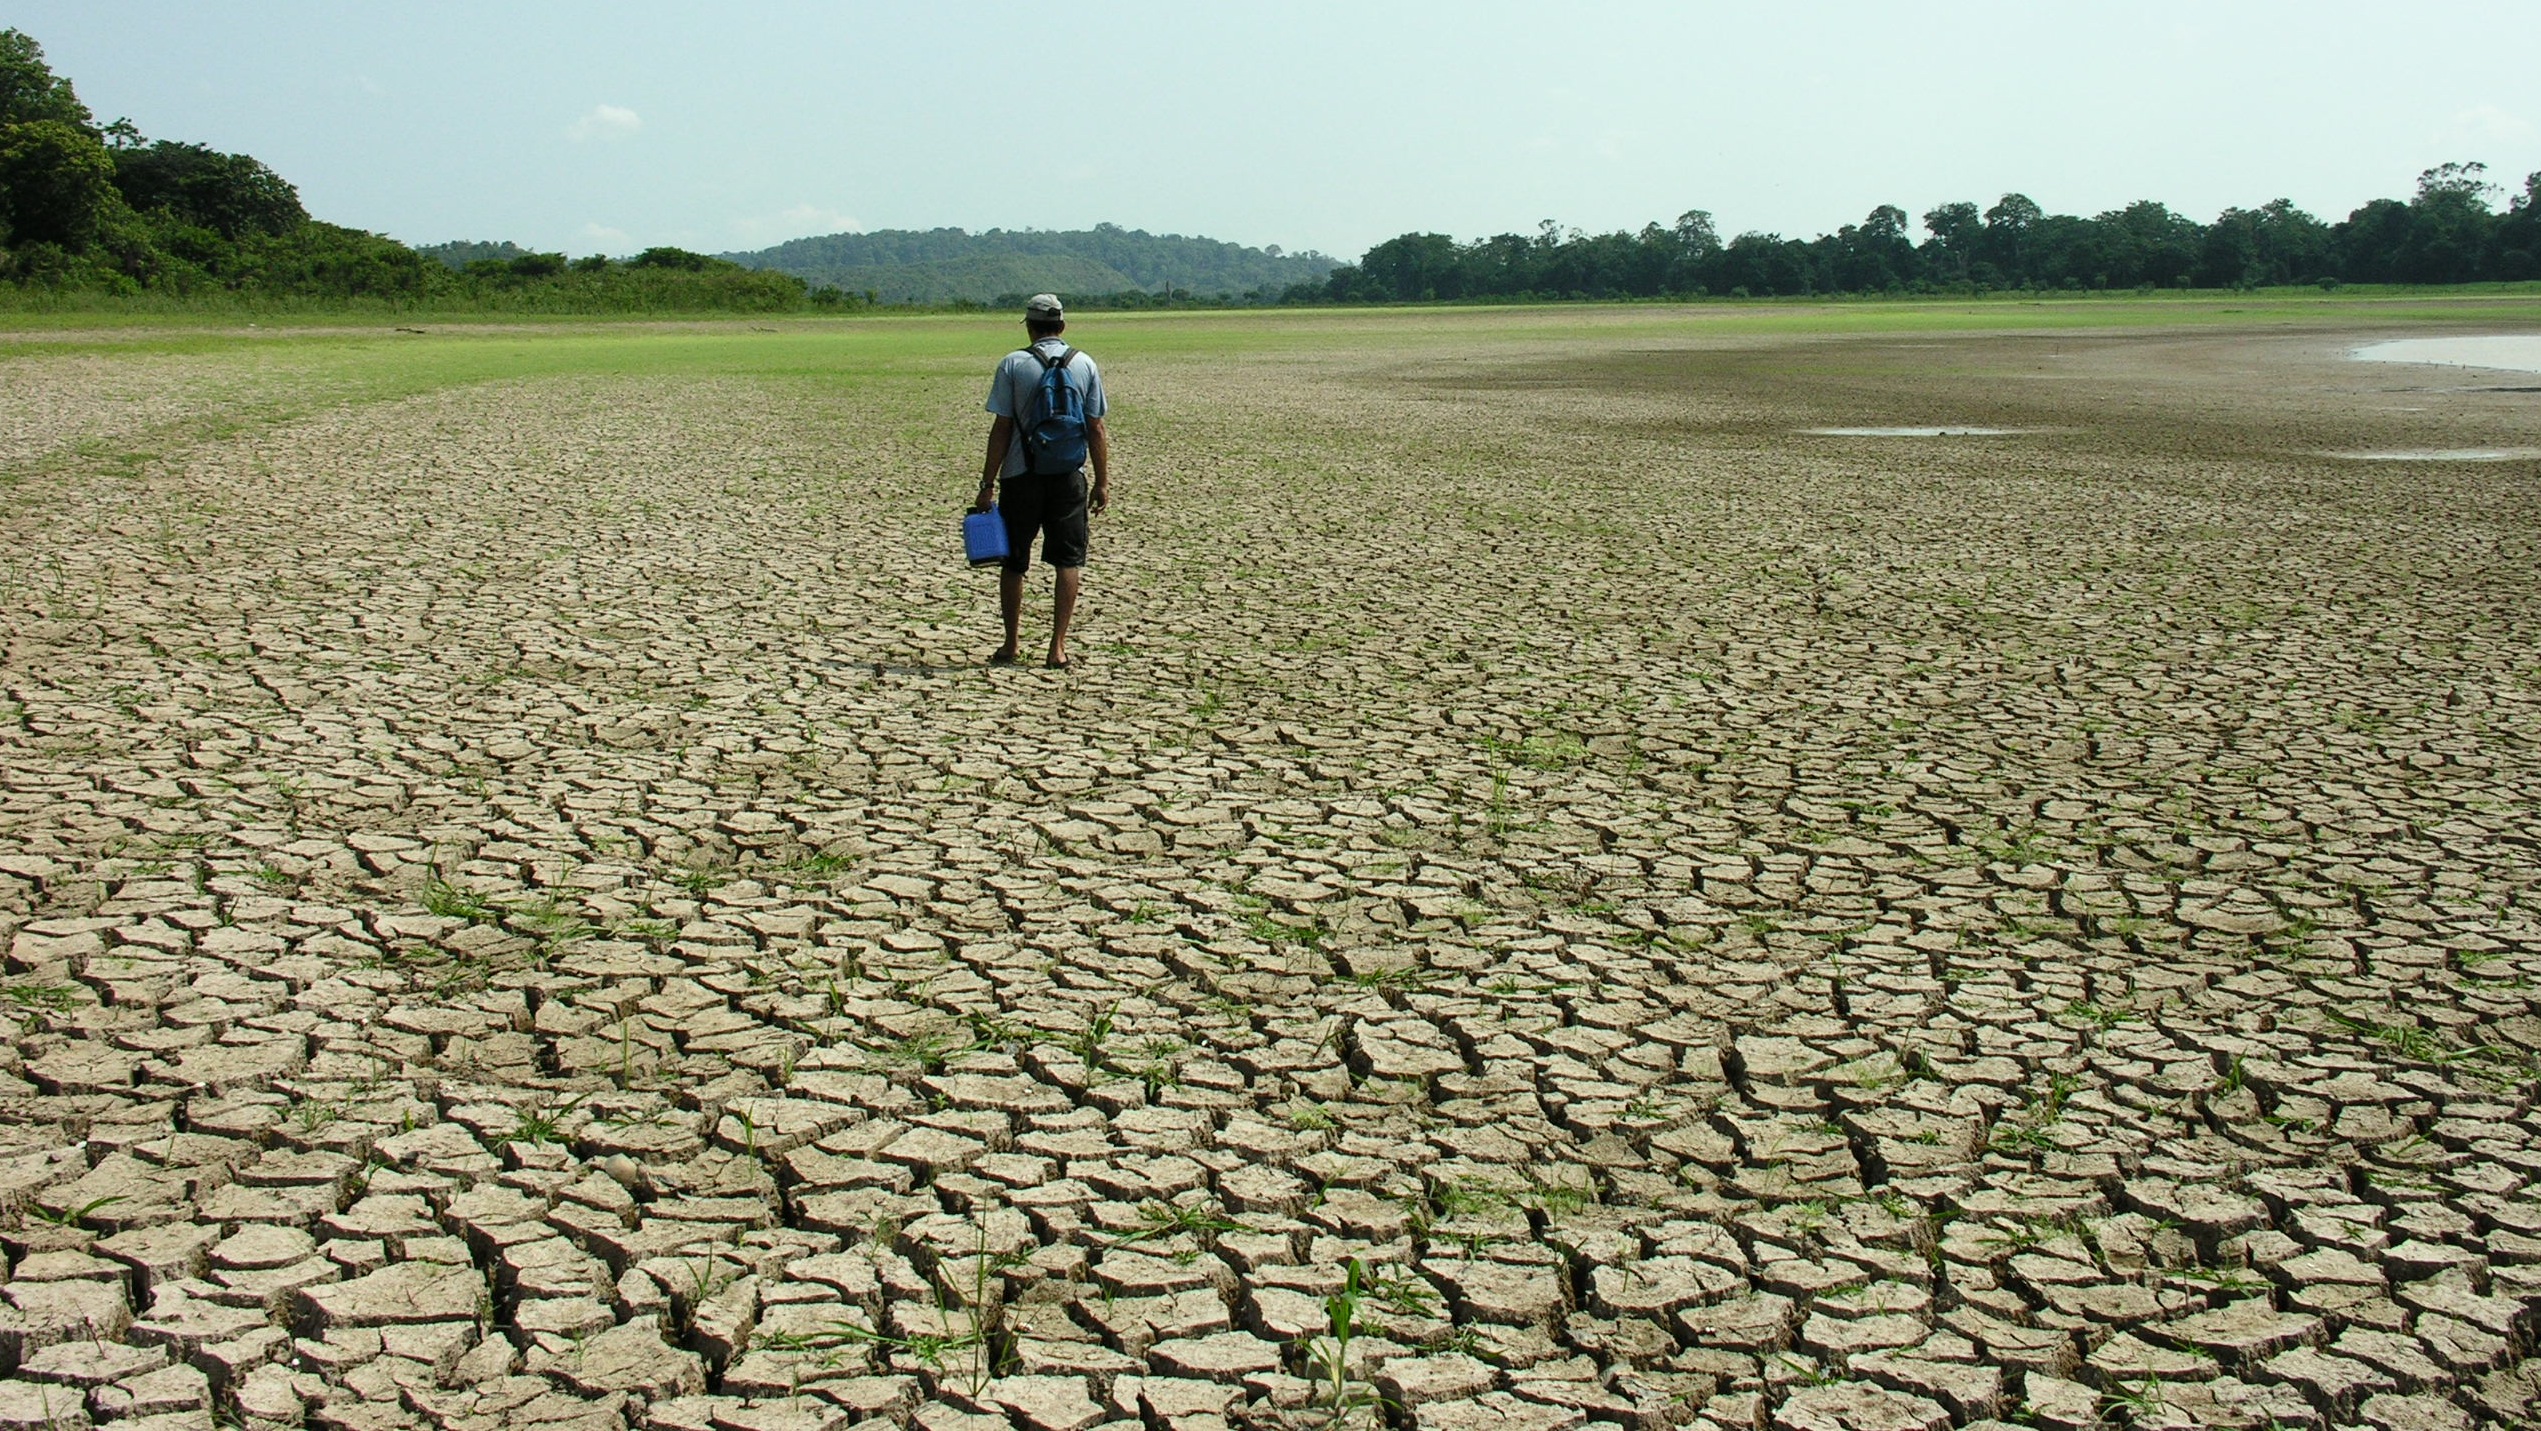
[1024,293,1064,321]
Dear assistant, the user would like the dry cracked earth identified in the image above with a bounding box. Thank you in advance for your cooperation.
[2,312,2541,1431]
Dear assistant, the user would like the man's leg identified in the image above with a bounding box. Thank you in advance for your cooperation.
[996,569,1025,660]
[1049,567,1081,666]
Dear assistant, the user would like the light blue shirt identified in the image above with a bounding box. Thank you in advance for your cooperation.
[986,337,1106,478]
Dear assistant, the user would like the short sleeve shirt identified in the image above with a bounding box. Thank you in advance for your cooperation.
[986,337,1106,479]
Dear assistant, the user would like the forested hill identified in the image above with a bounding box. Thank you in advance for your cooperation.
[724,224,1337,303]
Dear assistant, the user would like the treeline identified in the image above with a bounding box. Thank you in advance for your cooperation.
[388,241,843,314]
[1296,166,2541,303]
[0,29,845,311]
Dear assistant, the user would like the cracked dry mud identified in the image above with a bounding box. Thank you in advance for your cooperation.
[3,311,2541,1431]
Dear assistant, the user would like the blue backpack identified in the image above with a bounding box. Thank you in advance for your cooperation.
[1017,345,1089,476]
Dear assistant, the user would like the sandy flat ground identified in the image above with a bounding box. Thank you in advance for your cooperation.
[2,313,2539,1429]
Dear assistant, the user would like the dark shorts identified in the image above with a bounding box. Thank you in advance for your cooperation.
[999,471,1089,573]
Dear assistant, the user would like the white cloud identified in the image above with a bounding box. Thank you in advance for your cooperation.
[567,104,642,143]
[581,223,634,250]
[729,203,864,243]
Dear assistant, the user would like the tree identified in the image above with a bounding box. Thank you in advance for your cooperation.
[2089,200,2201,287]
[1834,204,1913,290]
[0,29,90,129]
[2497,171,2541,280]
[2401,161,2497,282]
[2334,197,2414,282]
[632,244,736,269]
[113,141,304,238]
[2200,199,2329,286]
[1665,211,1720,292]
[1716,231,1810,296]
[1357,232,1461,300]
[0,118,119,248]
[1919,202,1981,283]
[1980,193,2043,282]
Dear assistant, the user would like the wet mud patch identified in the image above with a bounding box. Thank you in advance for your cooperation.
[1496,327,2541,461]
[1800,425,2030,437]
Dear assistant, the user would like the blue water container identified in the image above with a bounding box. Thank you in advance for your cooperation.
[963,507,1010,567]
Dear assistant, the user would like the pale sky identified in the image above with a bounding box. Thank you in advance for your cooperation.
[17,1,2541,261]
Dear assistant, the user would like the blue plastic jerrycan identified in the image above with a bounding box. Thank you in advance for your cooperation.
[963,507,1010,567]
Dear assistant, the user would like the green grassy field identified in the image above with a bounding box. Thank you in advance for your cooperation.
[8,289,2541,487]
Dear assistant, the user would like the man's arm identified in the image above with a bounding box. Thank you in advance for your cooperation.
[1087,417,1110,515]
[975,415,1014,512]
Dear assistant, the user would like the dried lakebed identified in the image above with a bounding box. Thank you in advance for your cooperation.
[3,314,2541,1431]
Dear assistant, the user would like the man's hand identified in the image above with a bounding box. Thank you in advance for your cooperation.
[980,416,1015,510]
[1086,418,1110,516]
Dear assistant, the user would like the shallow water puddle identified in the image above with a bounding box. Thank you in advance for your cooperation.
[2324,447,2541,462]
[2351,335,2541,374]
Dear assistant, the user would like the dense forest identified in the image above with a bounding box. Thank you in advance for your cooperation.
[2,26,2536,313]
[727,225,1335,304]
[0,30,830,311]
[1299,166,2541,304]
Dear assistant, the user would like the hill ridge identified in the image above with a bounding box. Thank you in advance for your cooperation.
[723,222,1335,304]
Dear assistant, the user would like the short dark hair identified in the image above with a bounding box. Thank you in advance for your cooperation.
[1026,318,1065,339]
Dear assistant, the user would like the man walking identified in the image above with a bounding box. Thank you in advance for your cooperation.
[974,293,1110,670]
